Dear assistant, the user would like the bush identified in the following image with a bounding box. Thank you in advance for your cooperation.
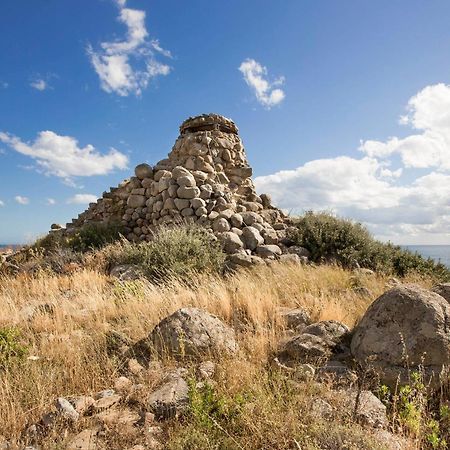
[67,222,124,252]
[102,225,225,283]
[289,211,450,280]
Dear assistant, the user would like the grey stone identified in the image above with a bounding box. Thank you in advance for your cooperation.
[230,213,243,228]
[148,307,238,359]
[241,226,264,251]
[241,212,263,226]
[177,186,200,199]
[345,390,388,428]
[432,283,450,302]
[351,285,450,387]
[174,198,190,210]
[219,231,244,253]
[135,163,153,180]
[55,397,79,422]
[148,369,189,420]
[255,244,282,258]
[213,218,231,233]
[127,195,146,208]
[177,175,196,187]
[278,307,311,331]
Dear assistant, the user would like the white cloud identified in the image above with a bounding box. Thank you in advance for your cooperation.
[30,78,48,91]
[255,83,450,244]
[0,130,128,182]
[67,194,98,204]
[360,83,450,171]
[239,58,285,108]
[0,200,4,206]
[46,198,56,205]
[88,1,171,96]
[15,196,29,205]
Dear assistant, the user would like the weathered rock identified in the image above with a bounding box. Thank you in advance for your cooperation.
[70,396,95,415]
[197,361,216,379]
[147,307,238,359]
[279,254,302,265]
[55,397,79,422]
[278,307,311,331]
[345,390,388,428]
[241,226,264,250]
[351,285,450,386]
[213,218,231,233]
[219,231,244,254]
[177,186,200,199]
[127,194,146,208]
[432,283,450,302]
[255,244,282,258]
[279,321,350,363]
[135,163,153,180]
[148,369,189,420]
[66,428,99,450]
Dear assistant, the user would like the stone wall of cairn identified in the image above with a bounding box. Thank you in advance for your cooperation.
[57,114,299,267]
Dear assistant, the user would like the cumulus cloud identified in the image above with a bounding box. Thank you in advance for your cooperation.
[239,58,285,108]
[255,83,450,243]
[0,200,4,206]
[360,83,450,170]
[46,198,56,205]
[0,130,128,183]
[15,196,29,205]
[67,194,98,204]
[88,1,172,96]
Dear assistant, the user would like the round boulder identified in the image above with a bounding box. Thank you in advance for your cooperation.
[351,285,450,386]
[149,308,238,359]
[135,163,153,180]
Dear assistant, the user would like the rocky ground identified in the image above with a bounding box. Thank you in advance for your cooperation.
[1,260,449,449]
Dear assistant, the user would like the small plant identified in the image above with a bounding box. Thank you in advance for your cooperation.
[0,327,28,368]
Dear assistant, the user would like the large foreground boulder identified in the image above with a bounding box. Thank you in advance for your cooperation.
[351,285,450,387]
[145,307,238,360]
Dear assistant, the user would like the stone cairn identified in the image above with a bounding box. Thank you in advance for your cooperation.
[54,114,303,268]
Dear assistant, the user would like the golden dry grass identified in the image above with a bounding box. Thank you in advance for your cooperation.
[0,262,430,448]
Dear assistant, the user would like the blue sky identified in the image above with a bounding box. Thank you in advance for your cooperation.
[1,0,450,244]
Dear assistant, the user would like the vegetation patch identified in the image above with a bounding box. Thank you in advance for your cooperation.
[289,211,450,280]
[100,225,226,283]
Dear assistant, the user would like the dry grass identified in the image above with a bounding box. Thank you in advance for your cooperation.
[0,263,431,448]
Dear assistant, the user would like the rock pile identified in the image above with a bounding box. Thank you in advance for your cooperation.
[53,114,302,267]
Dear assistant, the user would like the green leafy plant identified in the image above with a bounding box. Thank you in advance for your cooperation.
[0,327,28,368]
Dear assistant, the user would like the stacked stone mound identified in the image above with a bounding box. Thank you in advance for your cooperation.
[58,114,298,266]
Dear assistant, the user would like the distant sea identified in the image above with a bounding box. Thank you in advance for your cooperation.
[404,245,450,268]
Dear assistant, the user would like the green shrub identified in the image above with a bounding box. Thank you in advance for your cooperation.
[289,211,450,280]
[33,222,124,254]
[103,225,225,283]
[0,328,28,368]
